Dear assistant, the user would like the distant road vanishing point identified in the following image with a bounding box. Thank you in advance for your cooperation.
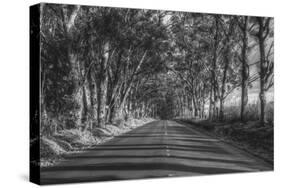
[41,120,273,185]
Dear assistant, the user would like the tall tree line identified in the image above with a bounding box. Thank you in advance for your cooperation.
[168,13,273,126]
[40,3,274,136]
[40,4,169,133]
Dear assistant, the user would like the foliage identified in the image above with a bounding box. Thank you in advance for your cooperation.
[39,3,274,165]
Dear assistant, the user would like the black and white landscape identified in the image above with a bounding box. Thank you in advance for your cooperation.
[31,3,274,185]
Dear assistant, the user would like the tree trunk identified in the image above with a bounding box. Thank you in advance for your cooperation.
[208,88,213,120]
[210,15,219,121]
[219,48,230,121]
[81,85,88,126]
[96,43,110,127]
[192,95,198,117]
[219,97,224,121]
[240,17,249,122]
[258,18,266,126]
[87,70,96,130]
[201,98,205,119]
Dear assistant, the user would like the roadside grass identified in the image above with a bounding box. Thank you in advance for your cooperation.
[39,118,154,167]
[223,101,273,123]
[177,102,274,164]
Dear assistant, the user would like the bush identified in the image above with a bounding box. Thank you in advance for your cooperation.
[223,101,274,123]
[114,118,125,127]
[245,102,260,121]
[266,101,274,125]
[40,137,66,160]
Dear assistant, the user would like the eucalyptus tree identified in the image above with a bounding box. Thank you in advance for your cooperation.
[236,16,250,122]
[40,4,84,132]
[216,15,240,121]
[250,17,273,126]
[107,9,170,122]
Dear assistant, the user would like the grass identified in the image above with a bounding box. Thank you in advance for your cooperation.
[224,101,273,124]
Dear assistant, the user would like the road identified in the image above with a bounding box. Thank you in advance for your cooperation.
[40,120,272,184]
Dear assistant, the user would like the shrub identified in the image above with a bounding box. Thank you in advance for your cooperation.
[40,137,66,159]
[222,101,273,123]
[266,101,274,125]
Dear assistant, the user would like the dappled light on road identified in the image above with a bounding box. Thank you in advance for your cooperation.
[41,121,272,184]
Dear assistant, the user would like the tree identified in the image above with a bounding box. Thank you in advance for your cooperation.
[40,3,274,135]
[217,16,237,121]
[251,17,273,126]
[236,16,250,122]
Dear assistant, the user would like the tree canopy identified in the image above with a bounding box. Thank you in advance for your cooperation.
[40,4,274,135]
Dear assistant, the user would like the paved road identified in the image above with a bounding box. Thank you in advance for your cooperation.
[41,120,272,184]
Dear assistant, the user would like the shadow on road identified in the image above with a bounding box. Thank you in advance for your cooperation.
[64,154,252,165]
[40,121,272,185]
[42,161,251,174]
[82,143,229,154]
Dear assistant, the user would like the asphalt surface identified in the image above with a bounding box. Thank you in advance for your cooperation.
[40,120,273,184]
